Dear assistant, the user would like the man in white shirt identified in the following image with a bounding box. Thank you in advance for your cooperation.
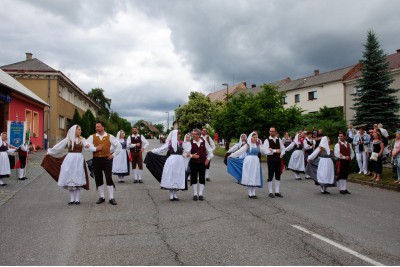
[201,128,215,181]
[86,121,122,205]
[335,132,355,194]
[346,124,357,146]
[190,128,213,201]
[264,127,285,198]
[127,126,149,183]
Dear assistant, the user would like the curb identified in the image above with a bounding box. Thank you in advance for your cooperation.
[348,178,400,192]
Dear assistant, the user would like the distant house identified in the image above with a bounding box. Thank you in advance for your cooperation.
[135,120,160,138]
[1,53,100,146]
[0,69,48,148]
[246,78,291,95]
[343,49,400,123]
[207,82,248,102]
[278,67,355,113]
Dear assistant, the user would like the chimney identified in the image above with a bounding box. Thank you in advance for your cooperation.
[251,84,256,88]
[243,81,247,87]
[397,49,400,53]
[26,53,33,60]
[314,69,320,76]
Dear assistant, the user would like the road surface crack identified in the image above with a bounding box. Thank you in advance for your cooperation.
[146,189,184,265]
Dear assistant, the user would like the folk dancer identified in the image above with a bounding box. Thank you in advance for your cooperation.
[285,132,310,180]
[112,130,130,183]
[224,133,247,165]
[306,136,336,194]
[201,128,215,181]
[16,141,29,180]
[127,126,149,183]
[41,125,91,205]
[183,133,192,181]
[334,132,355,194]
[86,122,122,205]
[304,131,315,179]
[0,132,16,186]
[228,132,264,199]
[264,127,285,198]
[189,129,213,201]
[149,130,190,201]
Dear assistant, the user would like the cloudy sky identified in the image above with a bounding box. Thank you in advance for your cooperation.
[1,0,399,126]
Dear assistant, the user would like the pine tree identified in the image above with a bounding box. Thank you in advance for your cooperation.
[352,30,399,130]
[71,108,81,127]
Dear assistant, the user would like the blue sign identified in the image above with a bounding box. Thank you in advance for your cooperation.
[0,93,11,103]
[9,121,25,147]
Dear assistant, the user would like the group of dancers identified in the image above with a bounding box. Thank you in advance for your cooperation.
[2,122,357,204]
[226,128,355,198]
[0,132,30,187]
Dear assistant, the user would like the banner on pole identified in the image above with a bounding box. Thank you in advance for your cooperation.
[7,121,26,147]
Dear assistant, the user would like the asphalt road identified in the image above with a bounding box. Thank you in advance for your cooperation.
[0,139,399,265]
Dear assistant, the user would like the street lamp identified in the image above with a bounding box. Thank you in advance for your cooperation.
[165,111,169,132]
[222,83,229,102]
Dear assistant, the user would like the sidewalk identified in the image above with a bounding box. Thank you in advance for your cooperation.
[0,151,46,207]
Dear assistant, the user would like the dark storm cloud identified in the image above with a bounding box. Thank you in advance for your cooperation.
[133,0,400,84]
[1,0,399,125]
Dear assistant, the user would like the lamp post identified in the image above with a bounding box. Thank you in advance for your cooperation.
[165,111,169,132]
[222,83,229,102]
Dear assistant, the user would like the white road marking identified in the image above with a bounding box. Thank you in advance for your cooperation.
[291,224,385,266]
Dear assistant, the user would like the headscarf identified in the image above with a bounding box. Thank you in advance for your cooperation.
[183,133,191,143]
[166,130,179,152]
[67,125,78,150]
[247,132,258,153]
[319,136,330,155]
[238,133,247,147]
[293,134,301,146]
[116,130,124,140]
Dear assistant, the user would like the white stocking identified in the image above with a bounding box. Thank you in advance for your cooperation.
[267,182,273,194]
[343,180,347,190]
[98,185,105,198]
[0,178,4,185]
[199,184,205,196]
[169,190,174,200]
[69,190,75,202]
[251,187,256,196]
[275,180,280,194]
[75,189,80,202]
[107,185,114,200]
[247,186,252,196]
[138,170,143,180]
[173,190,178,198]
[294,172,300,179]
[192,184,198,196]
[205,169,210,178]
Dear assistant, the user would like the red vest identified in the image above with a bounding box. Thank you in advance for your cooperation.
[339,142,350,157]
[191,138,207,163]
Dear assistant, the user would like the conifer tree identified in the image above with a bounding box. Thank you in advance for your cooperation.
[352,30,399,130]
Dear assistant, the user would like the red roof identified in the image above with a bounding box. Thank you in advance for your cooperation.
[344,50,400,81]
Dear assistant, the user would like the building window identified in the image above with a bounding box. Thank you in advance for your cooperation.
[25,109,32,132]
[295,94,300,103]
[354,87,362,96]
[33,112,39,137]
[308,91,317,100]
[58,116,65,129]
[283,96,288,104]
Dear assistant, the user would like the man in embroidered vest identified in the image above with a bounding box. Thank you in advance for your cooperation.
[17,142,29,180]
[87,121,122,205]
[264,127,285,198]
[334,132,355,194]
[189,128,213,201]
[127,126,149,183]
[201,128,215,181]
